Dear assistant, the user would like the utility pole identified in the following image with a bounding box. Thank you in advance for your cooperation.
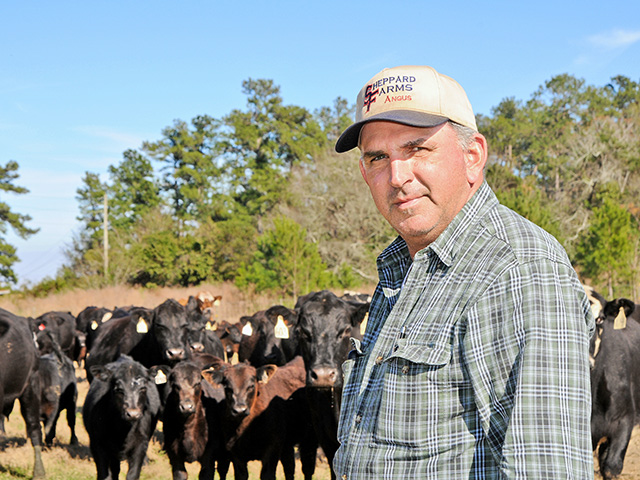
[103,193,109,278]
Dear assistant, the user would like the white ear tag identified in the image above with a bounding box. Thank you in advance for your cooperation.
[614,307,627,330]
[360,312,369,336]
[242,323,253,336]
[91,321,99,330]
[154,370,167,385]
[213,298,221,306]
[274,315,289,339]
[102,312,113,323]
[136,318,149,333]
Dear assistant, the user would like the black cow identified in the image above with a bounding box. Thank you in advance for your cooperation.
[38,331,78,446]
[294,290,369,479]
[76,306,114,354]
[83,355,161,480]
[208,356,317,480]
[0,308,45,479]
[238,305,299,367]
[84,312,151,383]
[590,298,640,479]
[35,310,78,361]
[161,357,230,480]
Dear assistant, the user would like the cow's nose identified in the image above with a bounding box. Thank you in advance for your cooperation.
[309,366,338,388]
[179,401,195,415]
[189,342,204,353]
[231,404,249,417]
[166,348,185,361]
[124,408,143,421]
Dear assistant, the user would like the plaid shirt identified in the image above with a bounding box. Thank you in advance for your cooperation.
[334,182,594,479]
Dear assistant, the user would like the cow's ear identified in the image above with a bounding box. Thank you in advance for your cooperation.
[90,365,113,382]
[201,364,226,386]
[618,298,636,317]
[0,319,10,337]
[347,301,370,327]
[256,365,278,384]
[186,295,200,312]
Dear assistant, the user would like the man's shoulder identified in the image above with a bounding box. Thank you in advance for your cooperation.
[481,201,570,266]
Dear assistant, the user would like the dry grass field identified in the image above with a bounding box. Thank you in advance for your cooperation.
[1,283,639,479]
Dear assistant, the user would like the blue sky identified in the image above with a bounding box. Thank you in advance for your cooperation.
[2,1,640,285]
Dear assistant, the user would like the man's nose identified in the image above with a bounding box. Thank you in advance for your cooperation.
[389,157,413,188]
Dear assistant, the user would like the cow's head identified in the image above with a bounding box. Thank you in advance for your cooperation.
[90,358,153,422]
[165,361,205,418]
[238,305,298,367]
[295,290,369,389]
[153,299,189,364]
[209,361,277,419]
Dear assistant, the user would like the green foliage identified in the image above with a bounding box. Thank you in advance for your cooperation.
[236,217,333,297]
[0,161,39,285]
[575,192,639,298]
[486,164,564,243]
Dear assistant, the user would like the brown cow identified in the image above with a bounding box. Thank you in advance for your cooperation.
[206,356,317,480]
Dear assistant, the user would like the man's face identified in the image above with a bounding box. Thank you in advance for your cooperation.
[359,121,479,256]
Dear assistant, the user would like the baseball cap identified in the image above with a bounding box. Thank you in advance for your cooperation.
[335,65,477,153]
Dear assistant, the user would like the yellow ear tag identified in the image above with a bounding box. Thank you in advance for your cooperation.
[242,323,253,336]
[91,321,99,330]
[136,318,149,334]
[101,312,112,323]
[274,315,289,339]
[154,370,167,385]
[360,312,369,336]
[614,307,627,330]
[206,321,216,331]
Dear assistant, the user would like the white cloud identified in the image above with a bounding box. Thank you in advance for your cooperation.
[587,29,640,50]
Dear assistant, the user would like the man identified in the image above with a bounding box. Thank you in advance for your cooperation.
[333,65,594,479]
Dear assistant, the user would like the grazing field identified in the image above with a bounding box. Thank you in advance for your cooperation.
[0,283,639,479]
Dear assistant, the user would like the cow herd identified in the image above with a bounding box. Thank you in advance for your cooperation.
[2,286,639,480]
[0,289,369,480]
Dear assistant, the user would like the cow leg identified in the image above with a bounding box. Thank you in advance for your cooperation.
[231,460,249,480]
[125,441,149,480]
[167,452,188,480]
[216,455,231,480]
[298,432,319,480]
[64,384,79,445]
[18,373,45,479]
[279,446,295,480]
[600,417,634,480]
[43,400,61,446]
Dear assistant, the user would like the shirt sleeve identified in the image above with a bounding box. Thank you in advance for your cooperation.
[463,258,594,479]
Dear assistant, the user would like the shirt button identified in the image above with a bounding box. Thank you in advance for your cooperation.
[342,475,348,480]
[375,356,383,365]
[355,414,362,424]
[402,365,410,374]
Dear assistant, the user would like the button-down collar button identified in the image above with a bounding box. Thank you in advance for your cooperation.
[355,414,362,424]
[402,365,410,374]
[342,475,348,480]
[375,355,383,365]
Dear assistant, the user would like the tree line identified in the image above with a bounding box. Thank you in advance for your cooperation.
[4,74,640,300]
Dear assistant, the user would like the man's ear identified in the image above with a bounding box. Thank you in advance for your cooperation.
[465,133,488,184]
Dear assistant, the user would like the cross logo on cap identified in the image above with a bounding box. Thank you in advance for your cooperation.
[363,84,379,112]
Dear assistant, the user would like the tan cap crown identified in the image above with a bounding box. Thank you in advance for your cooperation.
[335,65,477,153]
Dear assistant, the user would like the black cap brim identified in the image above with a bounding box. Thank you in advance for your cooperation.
[334,111,449,153]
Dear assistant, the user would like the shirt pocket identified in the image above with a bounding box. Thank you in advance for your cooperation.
[373,339,470,448]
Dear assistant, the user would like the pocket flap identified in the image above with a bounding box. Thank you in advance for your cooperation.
[391,340,452,366]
